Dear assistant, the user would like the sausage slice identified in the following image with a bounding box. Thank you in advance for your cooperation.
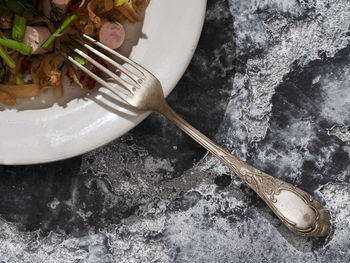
[23,26,51,55]
[98,21,125,50]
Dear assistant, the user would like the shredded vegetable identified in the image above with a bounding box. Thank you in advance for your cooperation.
[0,44,16,68]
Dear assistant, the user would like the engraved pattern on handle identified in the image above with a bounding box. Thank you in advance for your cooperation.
[158,102,330,237]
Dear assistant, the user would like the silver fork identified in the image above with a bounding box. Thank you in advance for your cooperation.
[59,34,330,237]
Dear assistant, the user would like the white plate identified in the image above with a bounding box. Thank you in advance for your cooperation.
[0,0,207,165]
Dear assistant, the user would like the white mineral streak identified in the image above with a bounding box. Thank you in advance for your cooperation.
[314,59,350,141]
[229,0,350,141]
[316,64,350,125]
[0,183,349,262]
[327,125,350,142]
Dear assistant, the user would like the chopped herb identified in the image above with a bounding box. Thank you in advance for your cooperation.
[42,14,78,49]
[12,15,27,40]
[0,57,10,84]
[0,44,16,69]
[49,0,63,21]
[58,60,65,70]
[0,38,32,56]
[114,0,127,6]
[107,17,118,24]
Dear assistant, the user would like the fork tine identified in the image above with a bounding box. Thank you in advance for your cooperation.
[68,46,135,92]
[71,36,142,83]
[82,34,148,75]
[56,49,130,103]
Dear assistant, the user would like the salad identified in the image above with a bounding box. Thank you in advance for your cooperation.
[0,0,146,106]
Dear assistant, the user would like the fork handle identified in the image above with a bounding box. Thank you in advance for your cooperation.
[157,101,330,237]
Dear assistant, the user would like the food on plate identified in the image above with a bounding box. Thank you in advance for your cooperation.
[0,0,147,106]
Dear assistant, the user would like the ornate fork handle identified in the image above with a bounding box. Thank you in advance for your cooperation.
[62,34,329,237]
[157,101,330,237]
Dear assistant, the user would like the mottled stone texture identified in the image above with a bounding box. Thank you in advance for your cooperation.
[0,0,349,262]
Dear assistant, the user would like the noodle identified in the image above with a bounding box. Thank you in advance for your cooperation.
[0,84,39,105]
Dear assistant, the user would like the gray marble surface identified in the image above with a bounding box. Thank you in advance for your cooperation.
[0,0,350,262]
